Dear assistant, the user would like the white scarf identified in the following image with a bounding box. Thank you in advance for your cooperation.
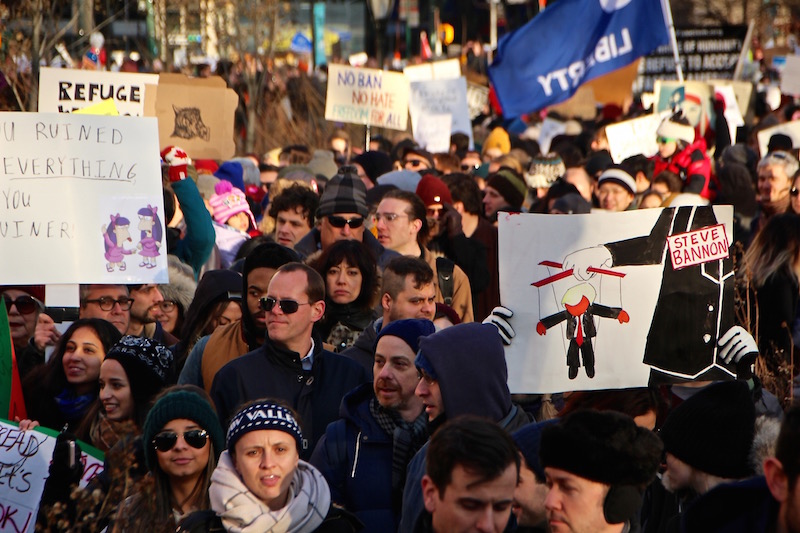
[209,451,331,533]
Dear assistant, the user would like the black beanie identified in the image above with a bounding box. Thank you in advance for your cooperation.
[352,151,393,184]
[540,410,662,487]
[142,389,225,471]
[105,336,173,403]
[659,381,755,479]
[486,168,527,209]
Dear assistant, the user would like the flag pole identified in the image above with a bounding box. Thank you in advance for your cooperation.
[660,0,684,82]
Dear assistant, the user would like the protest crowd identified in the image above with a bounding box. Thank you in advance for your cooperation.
[5,4,800,533]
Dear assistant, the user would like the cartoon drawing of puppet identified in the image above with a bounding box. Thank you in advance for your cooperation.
[136,205,162,268]
[102,214,132,272]
[536,282,629,379]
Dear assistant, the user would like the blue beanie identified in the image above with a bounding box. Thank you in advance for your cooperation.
[375,318,435,355]
[512,419,558,480]
[214,161,246,192]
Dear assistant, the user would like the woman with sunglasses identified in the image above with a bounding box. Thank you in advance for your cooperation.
[76,335,173,451]
[22,318,122,432]
[310,240,378,352]
[114,385,225,531]
[743,212,800,357]
[1,285,45,376]
[179,399,361,533]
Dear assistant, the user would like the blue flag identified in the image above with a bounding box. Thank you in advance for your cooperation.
[489,0,670,118]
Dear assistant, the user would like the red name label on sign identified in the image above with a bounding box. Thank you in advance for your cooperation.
[666,224,730,269]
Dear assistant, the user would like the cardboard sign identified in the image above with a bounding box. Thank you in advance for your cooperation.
[0,420,104,533]
[667,224,730,269]
[409,78,473,149]
[605,112,666,163]
[325,64,409,131]
[756,120,800,157]
[0,112,167,284]
[585,59,641,107]
[653,80,714,137]
[781,55,800,96]
[550,86,597,120]
[499,206,735,393]
[144,73,237,160]
[38,67,157,116]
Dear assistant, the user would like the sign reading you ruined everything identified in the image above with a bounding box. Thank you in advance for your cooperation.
[325,64,409,130]
[0,112,166,284]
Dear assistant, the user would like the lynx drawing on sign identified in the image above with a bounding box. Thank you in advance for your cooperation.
[102,214,133,272]
[171,105,210,141]
[534,265,629,380]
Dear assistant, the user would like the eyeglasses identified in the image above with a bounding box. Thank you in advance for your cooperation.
[792,187,800,197]
[656,137,676,144]
[2,294,40,315]
[152,429,209,452]
[373,212,409,223]
[260,297,311,314]
[327,215,364,229]
[84,296,134,311]
[153,301,177,313]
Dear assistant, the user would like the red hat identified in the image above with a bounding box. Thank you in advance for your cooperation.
[194,159,220,175]
[415,174,452,208]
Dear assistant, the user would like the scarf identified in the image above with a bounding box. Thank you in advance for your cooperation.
[209,451,330,533]
[54,388,95,422]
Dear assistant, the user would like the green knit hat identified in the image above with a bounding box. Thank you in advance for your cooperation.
[142,389,225,471]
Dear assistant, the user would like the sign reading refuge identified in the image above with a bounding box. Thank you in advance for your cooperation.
[0,112,166,284]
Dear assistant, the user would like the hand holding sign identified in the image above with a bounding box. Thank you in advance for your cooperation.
[563,246,613,281]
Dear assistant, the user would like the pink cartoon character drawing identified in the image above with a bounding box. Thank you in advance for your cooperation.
[102,214,133,272]
[136,205,163,269]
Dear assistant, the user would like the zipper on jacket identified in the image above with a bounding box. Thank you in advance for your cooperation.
[350,431,362,478]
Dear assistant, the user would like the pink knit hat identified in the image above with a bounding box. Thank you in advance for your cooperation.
[209,180,256,229]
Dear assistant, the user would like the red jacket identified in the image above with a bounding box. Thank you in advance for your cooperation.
[652,138,717,200]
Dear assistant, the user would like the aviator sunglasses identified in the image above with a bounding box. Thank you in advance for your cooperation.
[152,429,209,452]
[260,297,311,314]
[327,215,364,229]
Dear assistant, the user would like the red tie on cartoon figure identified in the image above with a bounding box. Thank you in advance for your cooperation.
[533,261,629,380]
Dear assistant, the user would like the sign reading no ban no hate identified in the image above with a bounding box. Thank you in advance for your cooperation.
[325,64,409,131]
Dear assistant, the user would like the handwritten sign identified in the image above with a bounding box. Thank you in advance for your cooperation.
[0,420,104,533]
[409,78,473,149]
[605,113,666,163]
[667,224,730,269]
[0,112,166,284]
[38,67,157,116]
[781,55,800,96]
[415,113,452,153]
[325,64,409,130]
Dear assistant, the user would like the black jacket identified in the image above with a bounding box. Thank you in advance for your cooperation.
[210,331,371,460]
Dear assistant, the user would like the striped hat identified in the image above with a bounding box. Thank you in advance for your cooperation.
[598,166,636,195]
[525,153,566,189]
[209,180,257,228]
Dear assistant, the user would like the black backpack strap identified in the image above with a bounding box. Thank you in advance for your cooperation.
[436,256,455,306]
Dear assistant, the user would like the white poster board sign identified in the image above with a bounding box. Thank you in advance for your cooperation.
[325,65,409,130]
[605,113,666,163]
[538,118,567,154]
[415,113,452,153]
[409,78,473,150]
[0,421,105,533]
[38,67,158,116]
[757,120,800,157]
[780,55,800,96]
[0,112,167,284]
[403,58,461,82]
[499,207,735,394]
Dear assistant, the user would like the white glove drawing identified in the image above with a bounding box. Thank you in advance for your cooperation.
[717,325,758,365]
[483,306,515,346]
[562,245,613,281]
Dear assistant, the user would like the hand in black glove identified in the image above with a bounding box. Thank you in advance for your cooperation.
[50,431,84,482]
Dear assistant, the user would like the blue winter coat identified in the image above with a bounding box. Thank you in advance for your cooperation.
[310,383,402,533]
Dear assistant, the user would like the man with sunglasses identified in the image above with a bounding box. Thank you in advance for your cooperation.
[294,167,399,269]
[402,147,435,172]
[210,262,370,459]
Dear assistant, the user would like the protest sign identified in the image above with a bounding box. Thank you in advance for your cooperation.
[414,113,451,153]
[538,118,567,154]
[0,420,104,533]
[781,55,800,96]
[653,80,714,137]
[584,59,641,107]
[38,67,157,116]
[714,84,744,142]
[325,64,409,131]
[605,113,665,163]
[499,206,735,394]
[403,58,461,82]
[637,26,749,92]
[408,78,473,150]
[144,73,237,160]
[756,120,800,157]
[0,112,166,284]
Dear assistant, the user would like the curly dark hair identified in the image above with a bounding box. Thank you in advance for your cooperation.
[310,239,378,310]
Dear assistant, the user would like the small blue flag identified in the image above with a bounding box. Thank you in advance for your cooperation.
[489,0,670,118]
